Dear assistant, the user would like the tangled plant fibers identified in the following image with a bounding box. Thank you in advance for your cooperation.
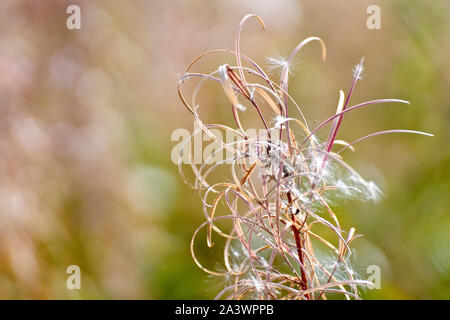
[176,14,432,300]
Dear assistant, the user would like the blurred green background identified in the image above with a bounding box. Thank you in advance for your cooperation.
[0,0,448,299]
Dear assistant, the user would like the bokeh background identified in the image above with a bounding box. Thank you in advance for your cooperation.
[0,0,448,299]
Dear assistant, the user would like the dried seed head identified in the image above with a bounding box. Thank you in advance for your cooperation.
[177,14,432,301]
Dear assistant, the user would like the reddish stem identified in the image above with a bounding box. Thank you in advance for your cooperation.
[288,193,310,299]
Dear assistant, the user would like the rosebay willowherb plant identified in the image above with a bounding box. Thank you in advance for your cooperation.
[176,14,433,300]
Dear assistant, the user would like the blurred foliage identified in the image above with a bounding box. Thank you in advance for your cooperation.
[0,0,448,299]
